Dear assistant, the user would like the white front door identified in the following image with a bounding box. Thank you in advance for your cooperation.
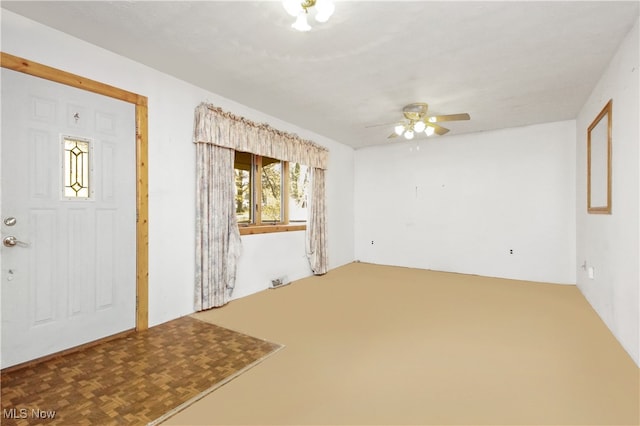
[1,68,136,368]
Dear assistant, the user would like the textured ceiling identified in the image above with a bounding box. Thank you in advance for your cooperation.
[2,1,639,148]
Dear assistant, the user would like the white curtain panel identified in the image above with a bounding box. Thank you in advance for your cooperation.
[194,142,242,310]
[307,167,328,274]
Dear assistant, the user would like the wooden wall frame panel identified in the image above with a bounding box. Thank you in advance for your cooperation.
[587,99,613,214]
[1,52,149,331]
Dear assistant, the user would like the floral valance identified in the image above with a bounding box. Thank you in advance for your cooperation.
[193,102,329,170]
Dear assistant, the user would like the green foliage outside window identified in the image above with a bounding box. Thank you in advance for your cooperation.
[261,159,281,223]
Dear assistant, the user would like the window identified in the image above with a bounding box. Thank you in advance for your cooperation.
[261,156,282,223]
[289,162,309,222]
[234,151,253,224]
[234,152,307,234]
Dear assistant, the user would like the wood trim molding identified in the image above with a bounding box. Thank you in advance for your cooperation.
[1,52,149,331]
[0,52,146,105]
[135,103,149,330]
[239,224,306,235]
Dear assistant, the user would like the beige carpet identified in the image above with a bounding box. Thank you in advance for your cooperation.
[167,262,639,425]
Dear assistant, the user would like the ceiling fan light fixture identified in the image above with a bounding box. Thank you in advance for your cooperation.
[291,11,311,31]
[413,121,426,133]
[314,0,335,22]
[385,102,471,142]
[282,0,304,16]
[284,0,333,30]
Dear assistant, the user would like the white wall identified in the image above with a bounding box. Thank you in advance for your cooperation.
[1,10,355,326]
[355,120,576,284]
[576,18,639,366]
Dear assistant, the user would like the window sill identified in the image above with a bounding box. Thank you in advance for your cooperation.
[238,224,306,236]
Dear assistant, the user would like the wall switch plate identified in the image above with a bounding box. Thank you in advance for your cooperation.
[588,267,594,279]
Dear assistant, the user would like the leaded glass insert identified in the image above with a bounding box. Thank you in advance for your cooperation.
[63,137,91,199]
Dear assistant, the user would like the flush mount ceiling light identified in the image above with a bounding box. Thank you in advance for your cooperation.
[283,0,335,32]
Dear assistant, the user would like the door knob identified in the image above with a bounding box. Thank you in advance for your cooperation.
[3,236,27,247]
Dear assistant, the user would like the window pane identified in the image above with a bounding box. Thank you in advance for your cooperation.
[289,162,309,222]
[63,137,91,199]
[234,151,253,224]
[261,157,282,223]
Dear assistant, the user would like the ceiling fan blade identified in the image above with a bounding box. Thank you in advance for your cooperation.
[387,132,399,139]
[429,123,450,135]
[427,113,470,123]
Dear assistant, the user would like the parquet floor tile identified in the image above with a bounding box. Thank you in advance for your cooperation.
[1,316,282,425]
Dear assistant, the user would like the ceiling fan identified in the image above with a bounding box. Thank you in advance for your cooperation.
[385,103,470,140]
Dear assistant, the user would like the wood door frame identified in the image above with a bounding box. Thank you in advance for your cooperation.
[1,52,149,331]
